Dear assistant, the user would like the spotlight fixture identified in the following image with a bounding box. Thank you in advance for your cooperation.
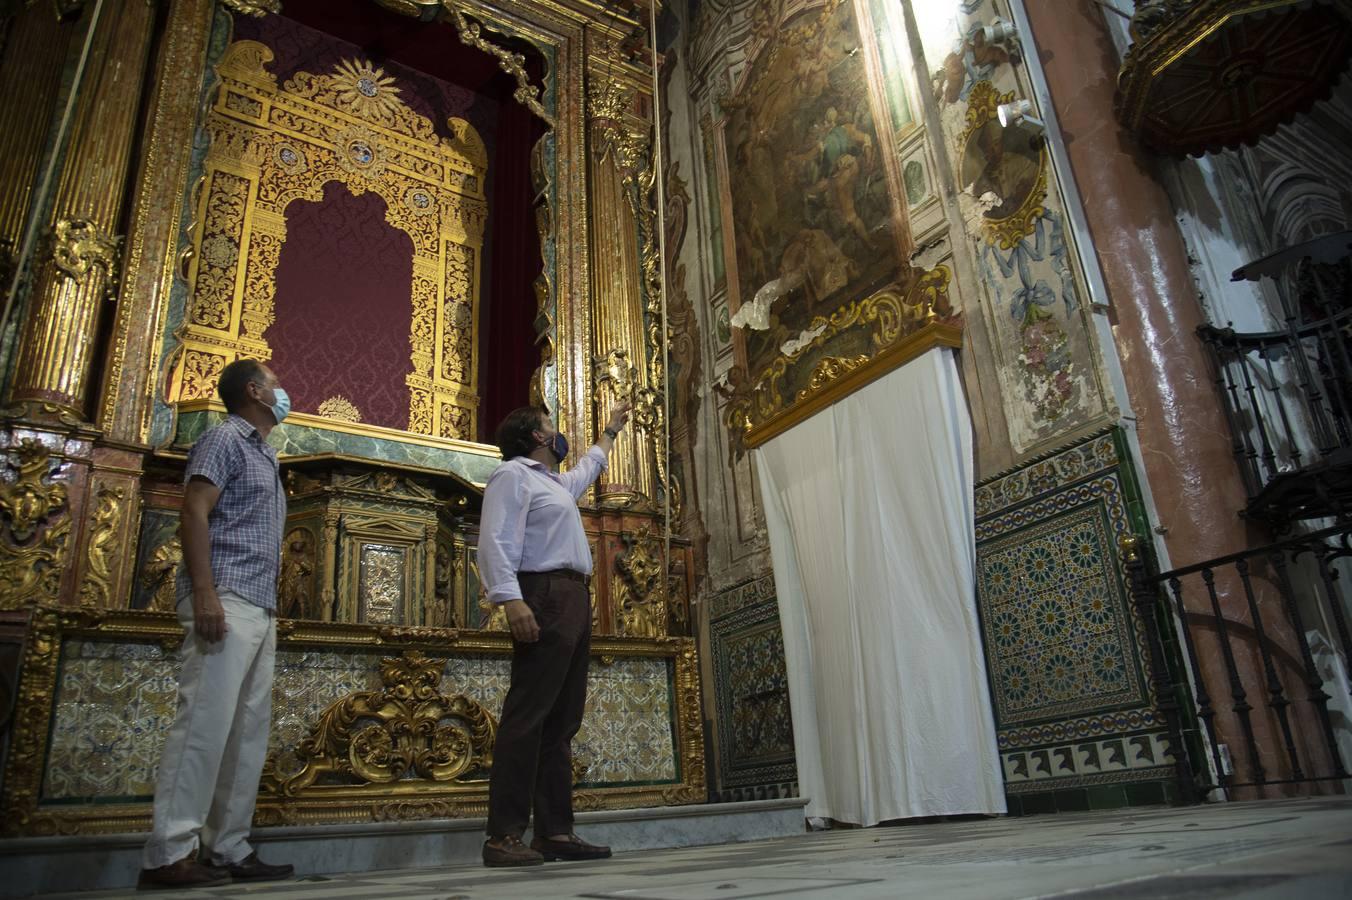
[997,99,1045,135]
[981,17,1018,46]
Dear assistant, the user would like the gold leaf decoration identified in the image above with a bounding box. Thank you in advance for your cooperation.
[262,651,497,795]
[317,395,362,423]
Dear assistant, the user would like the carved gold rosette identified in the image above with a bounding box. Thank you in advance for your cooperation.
[169,42,488,440]
[729,271,962,450]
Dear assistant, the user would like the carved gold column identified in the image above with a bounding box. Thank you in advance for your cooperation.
[97,0,215,441]
[586,68,658,507]
[0,3,75,284]
[7,0,157,418]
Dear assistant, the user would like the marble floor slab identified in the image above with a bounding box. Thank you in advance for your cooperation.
[9,796,1352,900]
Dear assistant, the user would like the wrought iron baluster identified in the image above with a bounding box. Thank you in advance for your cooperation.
[1201,566,1263,784]
[1236,557,1304,781]
[1258,342,1301,471]
[1237,349,1280,481]
[1211,336,1263,497]
[1315,550,1352,697]
[1168,576,1222,792]
[1284,303,1339,457]
[1271,549,1349,779]
[1308,267,1352,447]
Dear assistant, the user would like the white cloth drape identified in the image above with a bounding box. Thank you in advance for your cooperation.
[755,347,1005,825]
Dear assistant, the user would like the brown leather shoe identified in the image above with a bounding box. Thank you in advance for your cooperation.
[223,851,294,882]
[137,854,230,890]
[483,834,544,867]
[531,833,612,861]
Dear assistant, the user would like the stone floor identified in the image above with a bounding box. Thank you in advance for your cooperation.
[24,796,1352,900]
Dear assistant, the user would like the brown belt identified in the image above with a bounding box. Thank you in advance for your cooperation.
[521,568,589,585]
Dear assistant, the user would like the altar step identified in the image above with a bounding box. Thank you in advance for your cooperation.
[0,798,807,898]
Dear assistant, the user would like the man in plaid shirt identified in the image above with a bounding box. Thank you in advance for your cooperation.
[139,359,295,890]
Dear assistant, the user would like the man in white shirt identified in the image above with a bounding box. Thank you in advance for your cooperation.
[477,401,631,867]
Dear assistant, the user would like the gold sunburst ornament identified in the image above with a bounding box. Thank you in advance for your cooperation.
[331,59,403,125]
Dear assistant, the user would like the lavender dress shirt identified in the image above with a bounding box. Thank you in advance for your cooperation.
[478,445,609,604]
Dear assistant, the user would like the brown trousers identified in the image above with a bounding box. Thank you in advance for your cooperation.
[486,570,591,838]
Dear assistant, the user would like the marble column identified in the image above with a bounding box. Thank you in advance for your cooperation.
[1023,0,1321,793]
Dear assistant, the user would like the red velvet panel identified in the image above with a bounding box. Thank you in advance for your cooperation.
[268,182,415,430]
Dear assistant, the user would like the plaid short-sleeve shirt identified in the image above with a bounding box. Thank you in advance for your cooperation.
[175,415,286,610]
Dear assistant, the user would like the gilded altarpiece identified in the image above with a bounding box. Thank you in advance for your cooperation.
[169,40,487,439]
[0,0,707,838]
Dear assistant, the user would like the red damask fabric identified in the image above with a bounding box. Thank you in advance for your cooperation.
[267,183,415,430]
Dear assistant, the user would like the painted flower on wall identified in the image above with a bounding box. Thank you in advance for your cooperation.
[1017,304,1074,422]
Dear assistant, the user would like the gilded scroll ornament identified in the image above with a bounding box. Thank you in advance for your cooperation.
[49,218,121,295]
[77,484,127,609]
[0,440,67,542]
[264,651,497,794]
[0,440,71,610]
[725,274,959,451]
[221,0,282,16]
[439,1,553,127]
[614,526,667,639]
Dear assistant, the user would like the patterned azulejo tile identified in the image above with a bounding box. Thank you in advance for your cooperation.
[42,639,679,804]
[975,430,1168,794]
[709,591,796,790]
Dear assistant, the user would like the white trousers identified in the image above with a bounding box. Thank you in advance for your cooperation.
[142,591,276,868]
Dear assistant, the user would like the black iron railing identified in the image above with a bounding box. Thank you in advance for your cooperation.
[1125,527,1352,795]
[1200,257,1352,526]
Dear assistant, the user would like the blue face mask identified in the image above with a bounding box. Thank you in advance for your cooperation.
[268,387,291,425]
[546,431,568,463]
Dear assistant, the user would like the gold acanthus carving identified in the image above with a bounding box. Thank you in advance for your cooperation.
[48,219,121,293]
[0,440,68,542]
[438,1,554,127]
[0,441,71,611]
[263,651,497,794]
[614,526,667,639]
[798,355,870,401]
[77,484,128,609]
[0,604,707,833]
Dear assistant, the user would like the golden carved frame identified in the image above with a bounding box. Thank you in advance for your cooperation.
[731,271,963,450]
[0,607,706,835]
[168,39,488,439]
